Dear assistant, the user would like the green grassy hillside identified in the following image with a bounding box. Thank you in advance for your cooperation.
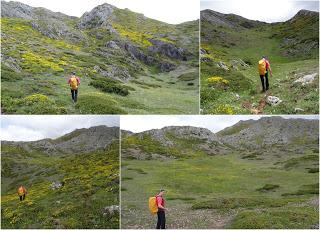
[1,2,199,114]
[200,10,319,114]
[1,140,119,228]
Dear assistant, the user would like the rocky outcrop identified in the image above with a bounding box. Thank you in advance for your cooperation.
[218,117,319,149]
[78,3,115,29]
[148,39,187,60]
[2,126,119,155]
[1,1,85,42]
[201,9,266,29]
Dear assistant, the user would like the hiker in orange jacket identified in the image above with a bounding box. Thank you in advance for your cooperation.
[259,56,272,92]
[68,72,80,103]
[17,185,27,201]
[156,189,168,229]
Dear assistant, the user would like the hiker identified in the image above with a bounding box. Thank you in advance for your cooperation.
[68,72,80,103]
[17,185,27,201]
[156,189,168,229]
[258,56,272,92]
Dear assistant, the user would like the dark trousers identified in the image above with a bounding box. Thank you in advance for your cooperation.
[260,71,269,92]
[19,194,25,201]
[156,211,165,229]
[71,89,78,102]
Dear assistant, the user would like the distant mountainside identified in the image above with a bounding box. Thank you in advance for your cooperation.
[2,125,119,155]
[121,117,319,159]
[1,1,199,114]
[1,126,119,228]
[201,9,319,58]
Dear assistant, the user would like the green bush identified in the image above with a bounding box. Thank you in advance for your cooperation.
[229,207,318,229]
[256,184,280,192]
[1,66,23,82]
[89,78,131,96]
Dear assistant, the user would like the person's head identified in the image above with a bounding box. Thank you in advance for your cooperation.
[71,72,76,76]
[159,189,165,196]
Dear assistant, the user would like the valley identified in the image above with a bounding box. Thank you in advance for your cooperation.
[121,117,319,229]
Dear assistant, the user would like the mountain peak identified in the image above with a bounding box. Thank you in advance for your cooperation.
[78,2,116,29]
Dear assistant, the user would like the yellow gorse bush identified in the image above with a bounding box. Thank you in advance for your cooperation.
[23,94,50,105]
[211,104,234,115]
[207,76,229,85]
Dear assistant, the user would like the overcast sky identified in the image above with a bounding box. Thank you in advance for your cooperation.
[121,115,319,133]
[1,115,119,141]
[201,0,319,22]
[4,0,199,24]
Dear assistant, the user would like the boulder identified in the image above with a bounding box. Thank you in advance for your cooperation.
[106,41,120,49]
[216,61,229,70]
[294,73,317,86]
[266,96,282,106]
[103,205,119,219]
[51,181,64,190]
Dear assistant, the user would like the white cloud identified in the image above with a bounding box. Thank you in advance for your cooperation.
[120,115,319,133]
[4,0,199,24]
[1,115,119,141]
[201,0,319,22]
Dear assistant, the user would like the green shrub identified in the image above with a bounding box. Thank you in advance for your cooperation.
[256,184,280,192]
[282,183,319,196]
[89,78,131,96]
[75,93,127,114]
[191,197,298,210]
[1,66,23,81]
[229,207,318,229]
[177,72,197,81]
[308,168,319,173]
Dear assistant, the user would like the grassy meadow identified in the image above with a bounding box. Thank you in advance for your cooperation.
[121,153,319,229]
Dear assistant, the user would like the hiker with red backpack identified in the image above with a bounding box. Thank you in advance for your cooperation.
[149,189,168,229]
[68,72,80,103]
[258,56,272,92]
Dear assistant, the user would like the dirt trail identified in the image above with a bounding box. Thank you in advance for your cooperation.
[242,94,270,115]
[121,201,235,229]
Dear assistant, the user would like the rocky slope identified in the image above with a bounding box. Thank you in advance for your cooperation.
[121,117,319,159]
[2,125,119,155]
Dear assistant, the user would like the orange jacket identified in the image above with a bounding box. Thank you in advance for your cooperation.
[18,186,27,196]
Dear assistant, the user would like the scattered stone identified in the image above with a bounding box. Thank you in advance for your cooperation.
[106,41,119,49]
[51,181,64,190]
[200,48,207,55]
[266,96,282,106]
[294,108,304,112]
[103,205,119,219]
[230,59,250,70]
[216,61,229,70]
[294,73,317,86]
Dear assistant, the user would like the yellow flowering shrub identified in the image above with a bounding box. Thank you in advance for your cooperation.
[207,76,229,85]
[23,94,50,105]
[22,52,64,72]
[211,104,234,115]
